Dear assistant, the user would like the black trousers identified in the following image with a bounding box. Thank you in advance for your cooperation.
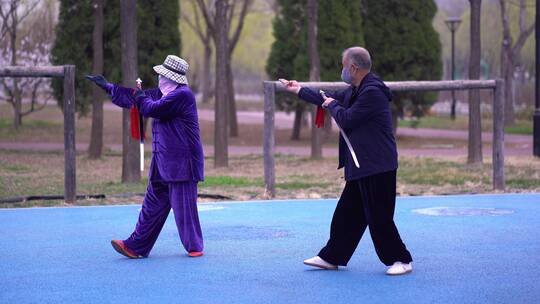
[318,170,412,266]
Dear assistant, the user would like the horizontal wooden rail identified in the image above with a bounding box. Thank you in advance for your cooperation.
[266,79,497,93]
[0,66,66,78]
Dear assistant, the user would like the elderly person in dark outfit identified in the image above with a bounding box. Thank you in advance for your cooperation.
[87,55,204,258]
[281,47,412,275]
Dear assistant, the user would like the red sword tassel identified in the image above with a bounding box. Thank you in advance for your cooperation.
[130,106,142,139]
[129,79,145,140]
[315,106,325,128]
[131,78,145,172]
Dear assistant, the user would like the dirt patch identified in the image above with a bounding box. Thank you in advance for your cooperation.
[1,149,538,208]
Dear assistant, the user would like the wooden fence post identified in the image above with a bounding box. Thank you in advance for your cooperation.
[493,79,505,190]
[263,81,276,198]
[63,65,76,204]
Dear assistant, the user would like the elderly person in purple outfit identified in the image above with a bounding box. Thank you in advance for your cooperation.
[87,55,204,258]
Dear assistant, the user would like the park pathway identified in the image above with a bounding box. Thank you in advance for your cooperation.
[1,107,533,157]
[0,142,532,157]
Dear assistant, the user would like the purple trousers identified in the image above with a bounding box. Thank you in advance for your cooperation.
[123,179,204,257]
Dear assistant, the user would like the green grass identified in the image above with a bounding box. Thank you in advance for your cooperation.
[199,176,329,190]
[398,157,540,191]
[398,157,489,187]
[276,174,331,190]
[0,117,60,129]
[1,150,539,208]
[81,179,148,195]
[504,123,534,135]
[0,175,63,197]
[0,163,30,173]
[399,116,533,135]
[398,116,466,130]
[200,176,263,188]
[506,178,540,188]
[276,181,330,190]
[0,117,62,141]
[0,200,70,209]
[198,175,329,190]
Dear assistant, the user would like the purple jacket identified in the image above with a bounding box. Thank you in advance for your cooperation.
[298,73,398,181]
[107,84,204,182]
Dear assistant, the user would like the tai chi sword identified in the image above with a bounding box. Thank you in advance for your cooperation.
[320,90,360,168]
[136,78,144,172]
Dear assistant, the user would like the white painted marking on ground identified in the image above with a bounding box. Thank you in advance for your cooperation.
[412,206,514,216]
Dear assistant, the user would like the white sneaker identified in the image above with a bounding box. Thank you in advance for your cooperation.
[303,256,338,270]
[386,262,413,275]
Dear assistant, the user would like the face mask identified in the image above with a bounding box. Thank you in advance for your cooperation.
[341,66,353,84]
[158,75,179,96]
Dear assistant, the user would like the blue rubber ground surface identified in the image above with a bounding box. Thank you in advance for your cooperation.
[1,194,540,303]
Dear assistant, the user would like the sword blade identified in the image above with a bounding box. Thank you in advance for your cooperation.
[336,124,360,168]
[136,77,144,172]
[319,89,360,168]
[140,143,144,172]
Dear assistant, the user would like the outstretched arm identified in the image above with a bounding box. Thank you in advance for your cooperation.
[278,78,346,106]
[86,74,162,109]
[110,86,161,109]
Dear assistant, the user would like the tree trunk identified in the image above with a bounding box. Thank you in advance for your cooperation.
[227,60,238,137]
[499,0,515,126]
[323,111,332,138]
[214,0,229,167]
[307,0,322,159]
[310,107,323,158]
[201,42,212,103]
[468,0,483,165]
[13,80,21,129]
[291,106,303,140]
[501,0,535,126]
[88,0,105,159]
[120,0,141,182]
[224,0,251,138]
[503,52,514,126]
[512,0,527,112]
[10,10,21,129]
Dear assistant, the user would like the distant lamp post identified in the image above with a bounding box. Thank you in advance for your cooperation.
[445,17,462,120]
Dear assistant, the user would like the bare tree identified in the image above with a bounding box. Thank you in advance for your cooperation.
[194,0,253,166]
[182,0,214,104]
[195,0,253,138]
[468,0,483,165]
[213,0,229,167]
[322,105,332,137]
[88,0,105,159]
[291,105,305,140]
[120,0,141,182]
[499,0,536,126]
[307,0,322,159]
[0,0,40,129]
